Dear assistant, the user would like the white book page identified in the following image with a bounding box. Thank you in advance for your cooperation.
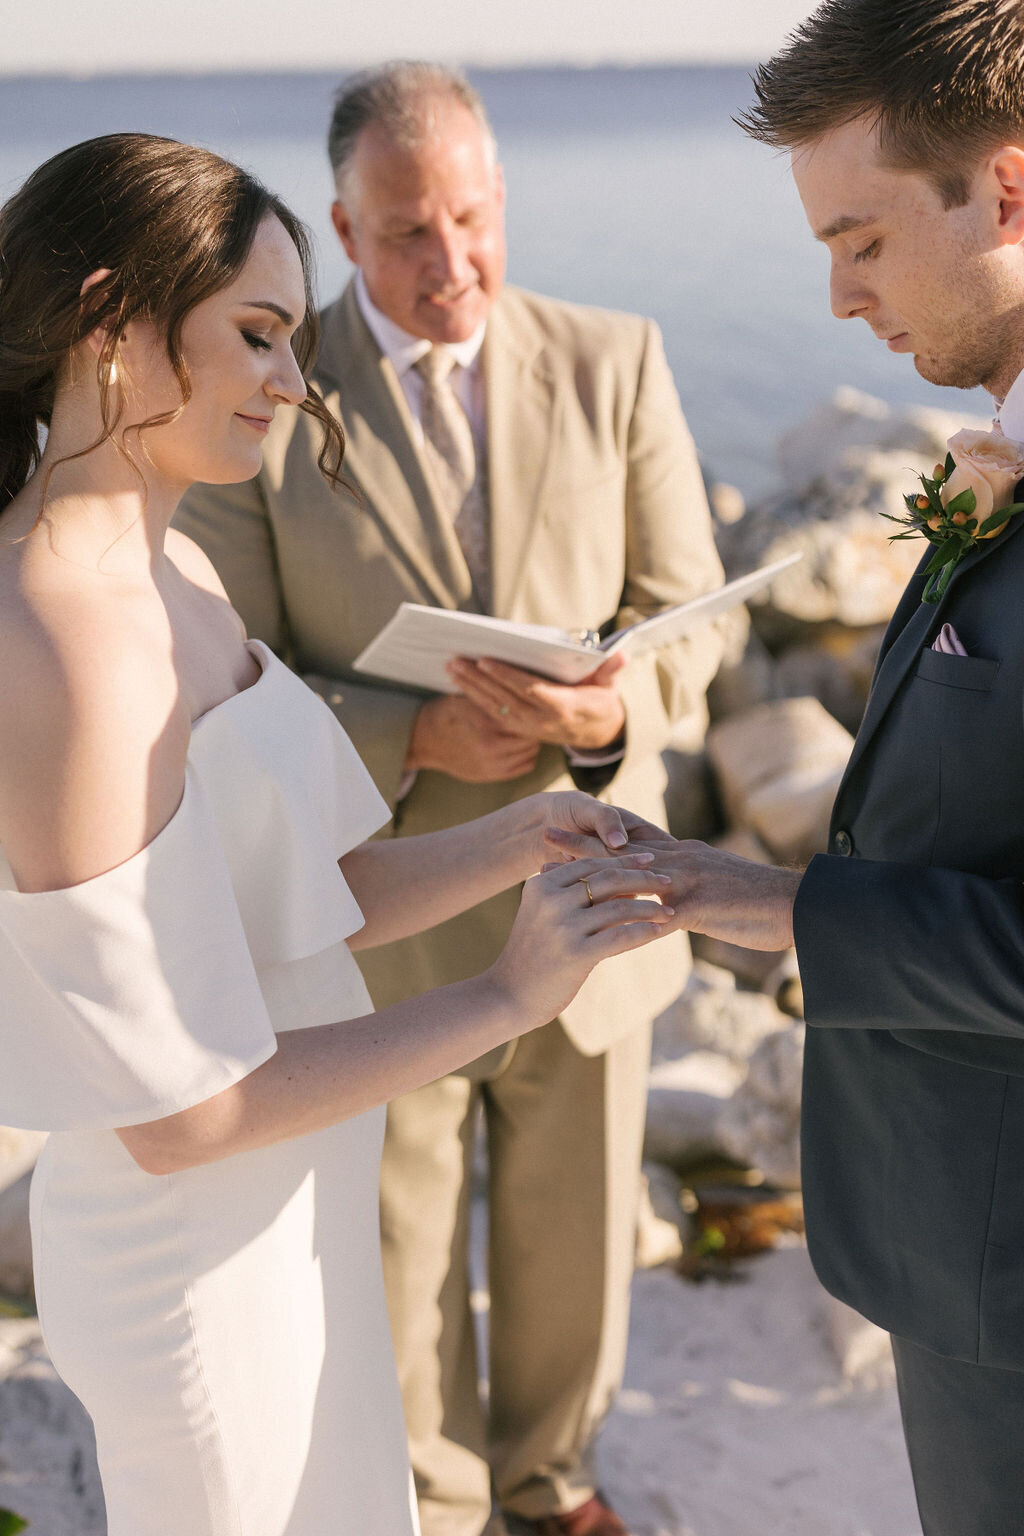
[352,553,802,693]
[353,605,602,693]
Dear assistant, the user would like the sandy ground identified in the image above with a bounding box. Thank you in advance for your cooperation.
[0,1240,921,1536]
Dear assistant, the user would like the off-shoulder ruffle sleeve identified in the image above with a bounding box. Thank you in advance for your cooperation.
[0,771,278,1134]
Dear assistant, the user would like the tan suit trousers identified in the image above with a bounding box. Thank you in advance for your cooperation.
[380,1017,652,1536]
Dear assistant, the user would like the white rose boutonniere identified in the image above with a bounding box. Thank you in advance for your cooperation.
[884,426,1024,603]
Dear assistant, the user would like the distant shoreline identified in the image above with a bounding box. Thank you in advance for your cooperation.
[0,61,758,84]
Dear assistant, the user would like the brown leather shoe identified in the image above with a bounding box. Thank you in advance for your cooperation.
[509,1494,632,1536]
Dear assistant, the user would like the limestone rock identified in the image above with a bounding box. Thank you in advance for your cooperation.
[706,614,780,723]
[707,696,853,864]
[717,1025,805,1188]
[653,960,790,1066]
[635,1163,690,1268]
[774,623,886,735]
[715,389,990,643]
[662,747,720,843]
[644,1050,744,1169]
[708,479,746,526]
[825,1294,895,1385]
[775,386,989,497]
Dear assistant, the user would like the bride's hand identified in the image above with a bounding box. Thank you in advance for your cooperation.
[540,798,673,862]
[488,853,675,1028]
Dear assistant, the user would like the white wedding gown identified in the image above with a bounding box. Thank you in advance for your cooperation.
[0,639,420,1536]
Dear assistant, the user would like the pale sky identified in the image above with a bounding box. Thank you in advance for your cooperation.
[3,0,813,74]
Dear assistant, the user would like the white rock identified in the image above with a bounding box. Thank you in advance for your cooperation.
[644,1050,744,1168]
[717,1026,805,1187]
[825,1294,895,1385]
[635,1163,689,1269]
[653,960,790,1066]
[707,697,854,863]
[716,387,990,637]
[776,386,989,497]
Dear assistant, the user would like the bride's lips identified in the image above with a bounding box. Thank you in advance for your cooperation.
[236,413,272,433]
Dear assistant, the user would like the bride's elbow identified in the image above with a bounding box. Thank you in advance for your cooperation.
[116,1090,245,1175]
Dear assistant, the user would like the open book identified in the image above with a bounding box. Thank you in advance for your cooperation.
[353,552,802,694]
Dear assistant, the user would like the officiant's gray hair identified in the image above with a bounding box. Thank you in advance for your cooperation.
[328,63,497,200]
[739,0,1024,208]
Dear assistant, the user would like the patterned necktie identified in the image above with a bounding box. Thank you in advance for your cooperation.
[415,346,491,609]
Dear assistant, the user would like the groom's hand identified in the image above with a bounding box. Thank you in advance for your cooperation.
[638,839,801,951]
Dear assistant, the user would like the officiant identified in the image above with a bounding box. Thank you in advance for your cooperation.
[176,61,724,1536]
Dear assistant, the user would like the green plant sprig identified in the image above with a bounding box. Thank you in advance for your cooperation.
[881,451,1024,603]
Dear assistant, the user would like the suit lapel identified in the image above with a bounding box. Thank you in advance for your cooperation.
[838,504,1024,794]
[485,293,561,618]
[317,283,476,610]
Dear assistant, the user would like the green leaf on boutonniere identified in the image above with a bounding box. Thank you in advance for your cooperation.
[978,502,1024,537]
[0,1509,29,1534]
[922,558,959,604]
[944,451,956,478]
[923,534,965,575]
[943,487,978,517]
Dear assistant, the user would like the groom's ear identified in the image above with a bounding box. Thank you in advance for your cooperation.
[988,146,1024,247]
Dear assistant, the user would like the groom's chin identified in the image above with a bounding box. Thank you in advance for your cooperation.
[913,353,986,390]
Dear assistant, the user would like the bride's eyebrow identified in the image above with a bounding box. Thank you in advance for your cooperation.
[239,300,296,324]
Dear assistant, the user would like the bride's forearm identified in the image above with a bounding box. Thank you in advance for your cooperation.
[341,796,547,949]
[118,971,525,1174]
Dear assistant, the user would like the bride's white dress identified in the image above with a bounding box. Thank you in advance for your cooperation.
[0,639,420,1536]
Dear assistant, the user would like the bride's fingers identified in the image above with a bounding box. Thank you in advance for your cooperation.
[579,896,674,930]
[541,852,656,890]
[587,917,674,959]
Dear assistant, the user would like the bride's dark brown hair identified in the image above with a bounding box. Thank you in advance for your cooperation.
[0,131,345,510]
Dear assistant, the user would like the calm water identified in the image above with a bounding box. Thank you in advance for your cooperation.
[0,66,987,496]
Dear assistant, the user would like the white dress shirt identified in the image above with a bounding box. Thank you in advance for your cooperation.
[995,366,1024,443]
[354,269,486,447]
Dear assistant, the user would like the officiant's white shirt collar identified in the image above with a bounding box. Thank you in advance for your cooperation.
[994,367,1024,442]
[354,268,486,375]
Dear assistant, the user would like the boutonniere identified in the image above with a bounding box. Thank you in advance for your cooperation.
[884,427,1024,603]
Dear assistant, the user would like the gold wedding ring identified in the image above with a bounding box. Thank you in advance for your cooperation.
[580,876,595,907]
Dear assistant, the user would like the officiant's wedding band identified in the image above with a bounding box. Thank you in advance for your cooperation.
[580,877,595,907]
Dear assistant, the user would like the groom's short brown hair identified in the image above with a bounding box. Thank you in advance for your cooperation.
[740,0,1024,207]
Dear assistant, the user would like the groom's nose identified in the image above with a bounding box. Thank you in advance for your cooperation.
[830,260,873,321]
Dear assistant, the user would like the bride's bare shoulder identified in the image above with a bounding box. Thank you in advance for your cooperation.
[0,555,190,893]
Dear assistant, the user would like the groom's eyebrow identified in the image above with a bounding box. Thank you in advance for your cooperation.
[814,215,877,241]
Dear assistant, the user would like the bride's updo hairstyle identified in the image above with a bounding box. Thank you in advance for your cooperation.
[0,132,345,510]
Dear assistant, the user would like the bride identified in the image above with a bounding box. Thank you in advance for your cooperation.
[0,133,675,1535]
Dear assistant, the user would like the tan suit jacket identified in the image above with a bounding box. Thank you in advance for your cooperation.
[177,280,724,1059]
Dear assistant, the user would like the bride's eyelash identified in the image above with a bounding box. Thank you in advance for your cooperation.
[242,330,272,352]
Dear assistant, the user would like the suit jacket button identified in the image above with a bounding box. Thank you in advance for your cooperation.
[832,829,853,857]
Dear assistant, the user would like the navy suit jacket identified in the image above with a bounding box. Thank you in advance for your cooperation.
[795,499,1024,1369]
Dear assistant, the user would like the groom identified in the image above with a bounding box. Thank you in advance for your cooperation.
[643,3,1024,1532]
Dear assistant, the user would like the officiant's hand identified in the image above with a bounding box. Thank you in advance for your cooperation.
[446,654,627,751]
[406,694,540,782]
